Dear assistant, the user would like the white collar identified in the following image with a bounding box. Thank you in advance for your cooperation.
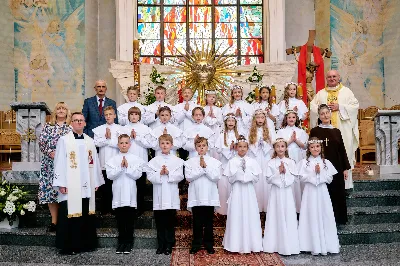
[318,124,334,129]
[96,95,106,102]
[327,84,341,90]
[309,155,322,162]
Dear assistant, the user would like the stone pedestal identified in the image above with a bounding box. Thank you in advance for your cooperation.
[374,110,400,175]
[10,102,51,173]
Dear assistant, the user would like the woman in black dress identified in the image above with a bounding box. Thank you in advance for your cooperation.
[309,104,350,225]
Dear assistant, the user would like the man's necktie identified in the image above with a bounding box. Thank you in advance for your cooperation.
[99,98,103,116]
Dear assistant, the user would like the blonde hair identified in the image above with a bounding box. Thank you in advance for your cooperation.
[159,133,173,145]
[271,138,289,159]
[249,113,270,145]
[49,102,71,126]
[223,113,239,146]
[230,86,243,105]
[127,85,140,94]
[103,106,115,114]
[283,83,299,109]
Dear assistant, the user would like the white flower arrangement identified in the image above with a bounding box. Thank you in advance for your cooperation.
[0,180,36,226]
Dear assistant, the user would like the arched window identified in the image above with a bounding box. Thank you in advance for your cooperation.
[137,0,264,65]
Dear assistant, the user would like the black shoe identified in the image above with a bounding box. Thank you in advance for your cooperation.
[190,247,200,254]
[164,248,172,255]
[124,243,133,254]
[47,223,57,232]
[59,249,76,255]
[116,244,125,254]
[206,247,215,254]
[156,247,165,254]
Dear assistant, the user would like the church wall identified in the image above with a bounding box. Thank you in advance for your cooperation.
[84,0,99,107]
[382,1,400,108]
[97,0,117,102]
[285,0,316,61]
[0,4,15,111]
[315,0,399,109]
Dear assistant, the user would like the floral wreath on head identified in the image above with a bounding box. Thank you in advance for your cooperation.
[205,90,217,95]
[253,108,267,116]
[235,135,248,144]
[284,109,298,115]
[224,114,237,121]
[230,84,243,91]
[308,139,323,145]
[272,138,287,145]
[284,82,298,88]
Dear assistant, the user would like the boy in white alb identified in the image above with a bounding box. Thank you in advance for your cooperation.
[92,106,121,214]
[117,85,150,126]
[152,106,184,156]
[145,134,184,255]
[118,106,156,215]
[105,134,146,254]
[147,86,176,129]
[184,137,221,254]
[174,87,198,131]
[183,107,215,159]
[203,90,223,158]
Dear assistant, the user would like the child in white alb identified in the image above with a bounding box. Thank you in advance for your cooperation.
[105,134,146,254]
[263,138,300,255]
[297,137,340,255]
[185,137,221,255]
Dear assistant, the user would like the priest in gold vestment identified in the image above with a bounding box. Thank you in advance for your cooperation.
[310,70,359,189]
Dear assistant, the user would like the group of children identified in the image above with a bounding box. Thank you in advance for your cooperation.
[92,83,340,256]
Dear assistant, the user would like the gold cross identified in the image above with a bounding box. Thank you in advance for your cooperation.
[22,128,37,142]
[324,138,329,146]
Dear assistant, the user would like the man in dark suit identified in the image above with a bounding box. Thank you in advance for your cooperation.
[82,80,118,138]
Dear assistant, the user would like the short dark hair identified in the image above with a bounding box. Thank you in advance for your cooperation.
[118,134,130,141]
[71,112,85,120]
[195,136,208,147]
[128,106,142,121]
[159,106,172,115]
[192,106,205,116]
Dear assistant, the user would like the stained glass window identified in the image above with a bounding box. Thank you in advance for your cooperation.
[137,0,263,65]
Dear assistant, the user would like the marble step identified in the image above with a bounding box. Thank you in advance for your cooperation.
[347,190,400,207]
[347,206,400,225]
[353,179,400,192]
[0,227,157,249]
[20,211,156,229]
[337,223,400,245]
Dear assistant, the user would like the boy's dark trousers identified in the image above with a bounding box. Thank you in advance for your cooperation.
[115,206,136,245]
[99,170,113,214]
[191,206,214,249]
[154,209,176,250]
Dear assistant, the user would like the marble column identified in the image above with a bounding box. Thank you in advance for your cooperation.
[268,0,286,62]
[115,0,134,106]
[375,110,400,175]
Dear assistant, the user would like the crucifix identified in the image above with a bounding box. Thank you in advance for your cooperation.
[286,30,332,102]
[324,138,329,146]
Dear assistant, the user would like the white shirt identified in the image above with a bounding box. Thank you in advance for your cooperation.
[92,123,121,169]
[117,101,150,126]
[145,153,184,210]
[203,105,223,135]
[173,100,198,131]
[118,122,156,162]
[222,100,253,132]
[146,101,176,129]
[96,95,106,106]
[265,157,297,188]
[152,122,184,156]
[182,123,215,158]
[276,126,308,163]
[185,155,221,210]
[105,152,146,208]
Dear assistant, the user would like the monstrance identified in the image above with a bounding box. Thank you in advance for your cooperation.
[171,42,241,106]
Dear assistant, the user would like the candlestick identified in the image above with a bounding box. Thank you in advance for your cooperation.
[297,83,303,99]
[270,84,276,104]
